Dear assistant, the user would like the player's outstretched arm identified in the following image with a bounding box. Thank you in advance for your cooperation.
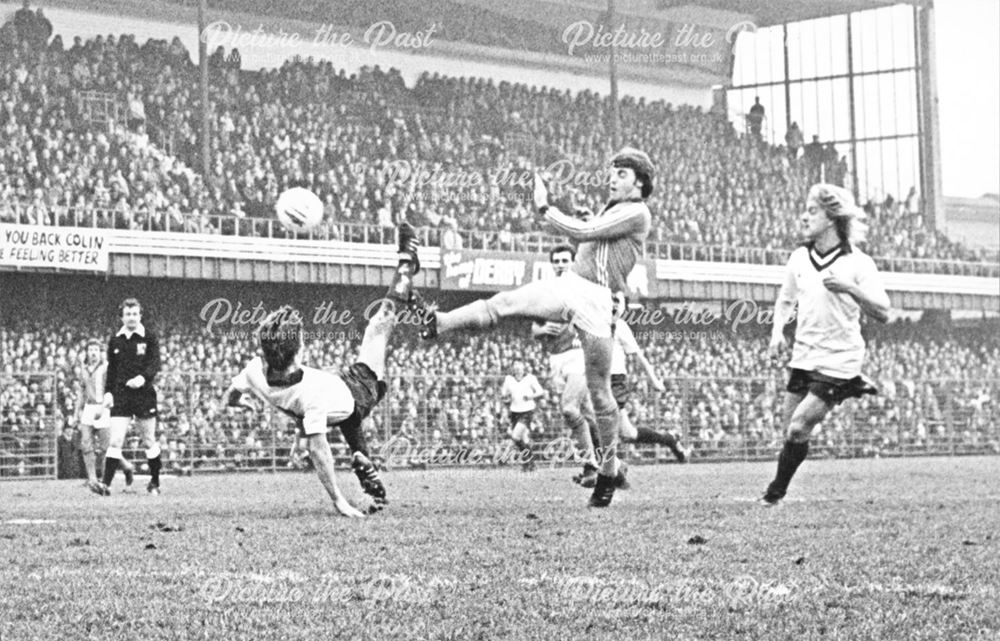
[635,352,665,392]
[769,263,798,356]
[531,375,546,400]
[534,172,645,242]
[542,205,646,242]
[307,434,365,518]
[617,321,664,391]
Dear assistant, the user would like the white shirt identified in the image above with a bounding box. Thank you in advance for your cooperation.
[230,356,354,433]
[780,244,884,378]
[611,320,640,375]
[501,374,544,413]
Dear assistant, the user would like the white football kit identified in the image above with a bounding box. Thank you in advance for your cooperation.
[502,374,545,413]
[780,244,886,379]
[230,356,354,436]
[610,319,640,376]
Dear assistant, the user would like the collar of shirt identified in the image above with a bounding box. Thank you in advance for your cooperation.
[602,197,643,214]
[116,323,146,338]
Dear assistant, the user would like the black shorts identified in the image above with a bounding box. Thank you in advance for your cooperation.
[109,387,158,419]
[611,374,630,409]
[786,369,878,406]
[335,362,387,427]
[509,411,534,430]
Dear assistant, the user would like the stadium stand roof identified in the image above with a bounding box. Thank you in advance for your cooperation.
[655,0,924,26]
[472,0,922,27]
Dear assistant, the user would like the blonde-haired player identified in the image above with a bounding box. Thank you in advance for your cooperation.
[760,183,889,505]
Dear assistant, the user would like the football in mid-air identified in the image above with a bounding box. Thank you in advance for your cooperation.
[275,187,324,231]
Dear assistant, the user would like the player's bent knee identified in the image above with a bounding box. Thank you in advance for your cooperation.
[583,357,611,380]
[587,386,616,415]
[476,298,503,325]
[787,425,812,443]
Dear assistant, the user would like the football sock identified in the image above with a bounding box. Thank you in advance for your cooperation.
[387,263,413,303]
[436,300,498,334]
[397,254,415,271]
[95,450,106,479]
[566,414,597,466]
[357,301,395,381]
[766,440,810,499]
[509,438,532,463]
[338,416,370,459]
[101,449,120,486]
[520,440,534,464]
[81,445,96,482]
[146,445,162,486]
[633,427,683,456]
[594,407,621,477]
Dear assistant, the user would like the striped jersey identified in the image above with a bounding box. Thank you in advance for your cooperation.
[230,356,354,433]
[77,361,107,404]
[780,243,885,378]
[544,199,651,293]
[537,320,580,355]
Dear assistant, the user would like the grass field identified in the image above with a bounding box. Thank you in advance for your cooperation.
[2,456,999,641]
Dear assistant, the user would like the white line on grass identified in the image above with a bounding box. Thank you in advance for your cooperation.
[3,519,57,524]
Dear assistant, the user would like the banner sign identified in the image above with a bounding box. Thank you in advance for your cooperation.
[440,249,653,298]
[440,250,530,292]
[0,224,109,272]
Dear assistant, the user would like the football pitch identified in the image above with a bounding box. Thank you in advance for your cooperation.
[2,456,998,641]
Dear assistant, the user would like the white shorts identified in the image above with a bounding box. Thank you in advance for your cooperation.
[520,272,614,339]
[548,348,585,393]
[80,403,110,429]
[561,272,615,339]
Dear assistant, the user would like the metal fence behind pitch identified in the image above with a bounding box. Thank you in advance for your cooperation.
[376,375,1000,464]
[0,372,59,479]
[1,372,997,479]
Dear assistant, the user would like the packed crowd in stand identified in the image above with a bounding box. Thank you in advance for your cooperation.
[1,9,997,476]
[3,312,998,476]
[0,16,989,266]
